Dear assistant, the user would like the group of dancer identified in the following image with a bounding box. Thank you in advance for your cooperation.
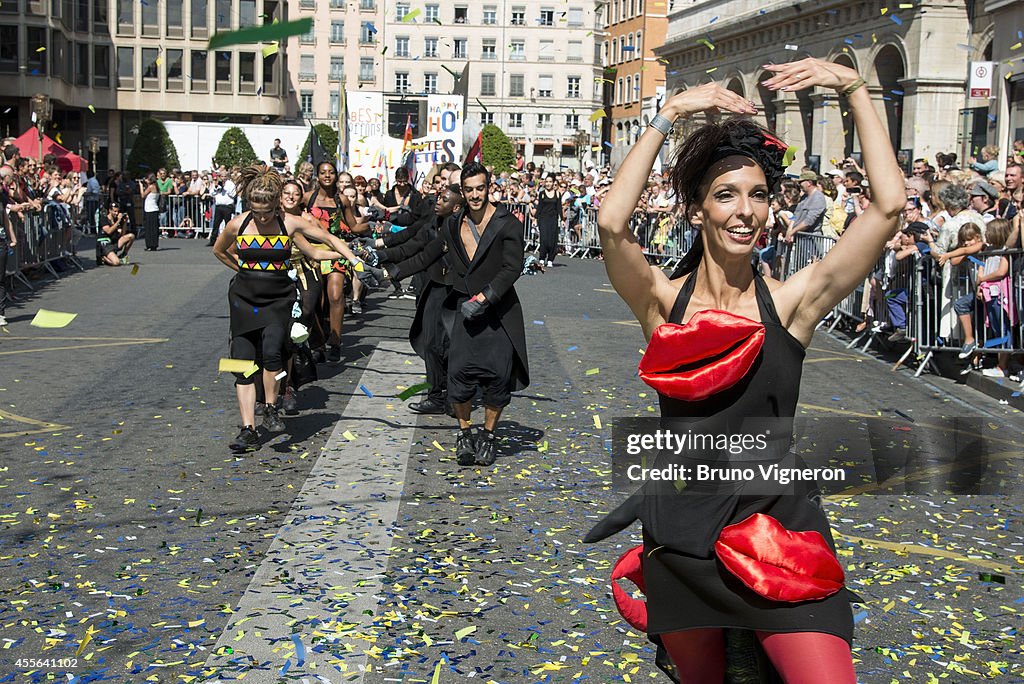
[215,54,902,681]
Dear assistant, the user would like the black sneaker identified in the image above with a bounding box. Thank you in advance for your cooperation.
[262,403,285,432]
[229,426,260,453]
[475,430,497,466]
[456,428,477,466]
[312,348,326,364]
[281,388,298,415]
[388,287,405,299]
[350,301,363,316]
[327,344,342,364]
[255,401,266,417]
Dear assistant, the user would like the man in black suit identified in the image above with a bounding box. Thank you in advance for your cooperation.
[363,162,529,466]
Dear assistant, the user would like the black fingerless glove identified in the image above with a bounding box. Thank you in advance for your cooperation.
[461,296,488,320]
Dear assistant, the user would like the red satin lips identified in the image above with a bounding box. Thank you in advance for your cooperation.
[714,513,845,603]
[611,545,648,632]
[638,310,766,401]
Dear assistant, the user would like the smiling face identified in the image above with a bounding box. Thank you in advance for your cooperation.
[690,156,770,261]
[317,163,337,190]
[280,183,303,213]
[461,172,489,214]
[435,188,461,217]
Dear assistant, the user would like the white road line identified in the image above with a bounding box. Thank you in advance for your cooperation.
[204,340,425,683]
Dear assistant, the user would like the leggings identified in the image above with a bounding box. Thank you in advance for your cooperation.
[230,324,287,385]
[660,628,856,684]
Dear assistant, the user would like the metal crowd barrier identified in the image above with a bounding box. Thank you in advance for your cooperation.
[3,206,84,293]
[776,232,1024,377]
[160,195,214,237]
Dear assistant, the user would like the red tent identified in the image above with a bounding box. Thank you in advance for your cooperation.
[13,128,88,173]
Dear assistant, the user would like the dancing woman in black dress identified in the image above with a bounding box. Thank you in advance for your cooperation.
[531,173,564,267]
[585,58,904,682]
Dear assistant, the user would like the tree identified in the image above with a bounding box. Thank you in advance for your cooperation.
[480,124,515,174]
[213,127,260,168]
[125,118,180,177]
[299,124,339,166]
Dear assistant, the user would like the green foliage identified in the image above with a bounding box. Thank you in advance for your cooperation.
[213,127,260,168]
[125,118,180,177]
[480,124,516,174]
[299,124,339,166]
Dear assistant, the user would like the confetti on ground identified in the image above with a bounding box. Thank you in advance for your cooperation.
[397,382,432,400]
[359,383,373,397]
[343,429,357,440]
[30,308,77,328]
[585,368,600,375]
[131,263,140,275]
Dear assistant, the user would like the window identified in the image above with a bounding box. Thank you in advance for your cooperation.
[509,39,525,61]
[625,75,632,102]
[166,0,183,36]
[215,0,229,25]
[191,0,206,37]
[424,3,438,22]
[329,92,340,116]
[482,6,496,24]
[568,7,583,26]
[481,38,495,60]
[567,76,580,98]
[299,0,313,6]
[93,44,109,85]
[538,74,552,98]
[626,33,634,59]
[616,77,623,105]
[395,71,409,93]
[141,46,159,89]
[331,20,344,44]
[215,49,231,92]
[424,72,436,93]
[76,0,88,32]
[116,45,132,87]
[508,112,523,129]
[359,0,374,10]
[190,49,207,89]
[299,54,315,80]
[141,0,158,34]
[300,90,313,116]
[359,56,373,81]
[239,0,255,26]
[566,113,579,131]
[360,21,375,43]
[166,48,183,89]
[262,48,278,95]
[537,113,551,129]
[330,0,343,8]
[611,38,618,64]
[453,38,466,59]
[539,8,553,25]
[26,26,45,75]
[511,6,524,25]
[395,36,408,57]
[539,40,554,60]
[509,73,524,97]
[300,19,314,44]
[424,37,438,57]
[453,6,466,23]
[94,0,108,30]
[329,55,343,80]
[0,26,17,73]
[636,31,642,58]
[480,112,494,126]
[116,0,132,33]
[480,72,495,96]
[395,3,409,21]
[568,40,582,61]
[75,42,89,85]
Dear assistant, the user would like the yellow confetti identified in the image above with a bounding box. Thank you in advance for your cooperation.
[56,132,63,144]
[430,657,443,684]
[76,625,97,656]
[432,440,446,451]
[880,7,888,14]
[261,43,279,58]
[589,109,606,123]
[218,358,259,375]
[131,264,140,276]
[698,38,715,51]
[593,415,602,429]
[88,104,96,113]
[30,309,77,328]
[343,430,357,440]
[898,2,913,6]
[35,46,46,52]
[455,625,476,640]
[401,7,420,22]
[585,368,600,375]
[1011,42,1022,51]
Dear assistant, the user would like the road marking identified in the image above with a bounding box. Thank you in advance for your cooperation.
[593,287,618,293]
[0,408,70,438]
[833,531,1016,575]
[612,320,642,327]
[0,337,168,356]
[203,339,422,682]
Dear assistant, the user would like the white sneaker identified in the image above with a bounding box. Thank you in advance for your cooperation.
[0,315,7,326]
[981,368,1006,378]
[547,260,554,267]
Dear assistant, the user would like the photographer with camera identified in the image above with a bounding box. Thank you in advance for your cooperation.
[96,202,135,266]
[207,170,237,246]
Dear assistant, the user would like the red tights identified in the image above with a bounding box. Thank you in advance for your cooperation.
[660,628,856,684]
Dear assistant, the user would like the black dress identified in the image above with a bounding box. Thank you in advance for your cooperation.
[534,189,562,264]
[586,267,855,644]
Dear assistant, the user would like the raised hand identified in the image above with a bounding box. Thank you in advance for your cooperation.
[761,57,861,94]
[662,82,758,121]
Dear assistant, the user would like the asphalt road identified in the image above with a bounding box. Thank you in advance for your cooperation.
[0,240,1021,683]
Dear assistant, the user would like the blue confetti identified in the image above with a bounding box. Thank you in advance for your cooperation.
[988,114,997,122]
[533,320,545,325]
[890,15,903,25]
[567,346,578,351]
[583,314,590,320]
[709,15,718,23]
[759,8,767,14]
[292,634,305,666]
[359,384,373,397]
[831,396,841,401]
[280,659,291,675]
[853,610,869,623]
[844,38,854,45]
[603,141,613,148]
[363,21,377,33]
[891,89,904,95]
[622,45,635,51]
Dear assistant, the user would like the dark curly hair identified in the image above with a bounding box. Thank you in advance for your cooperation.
[668,118,790,278]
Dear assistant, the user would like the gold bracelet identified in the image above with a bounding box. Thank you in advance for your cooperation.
[841,78,866,97]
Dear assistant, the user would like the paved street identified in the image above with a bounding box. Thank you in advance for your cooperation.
[1,241,1022,683]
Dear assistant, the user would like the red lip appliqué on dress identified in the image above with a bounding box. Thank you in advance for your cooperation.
[638,310,765,401]
[714,513,845,602]
[611,545,648,632]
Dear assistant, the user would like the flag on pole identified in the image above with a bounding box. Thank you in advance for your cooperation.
[401,114,413,155]
[307,121,328,167]
[402,149,417,185]
[336,83,348,169]
[452,63,470,124]
[463,131,482,166]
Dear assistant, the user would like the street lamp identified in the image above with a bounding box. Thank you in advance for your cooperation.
[573,129,590,172]
[30,93,52,164]
[88,136,99,174]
